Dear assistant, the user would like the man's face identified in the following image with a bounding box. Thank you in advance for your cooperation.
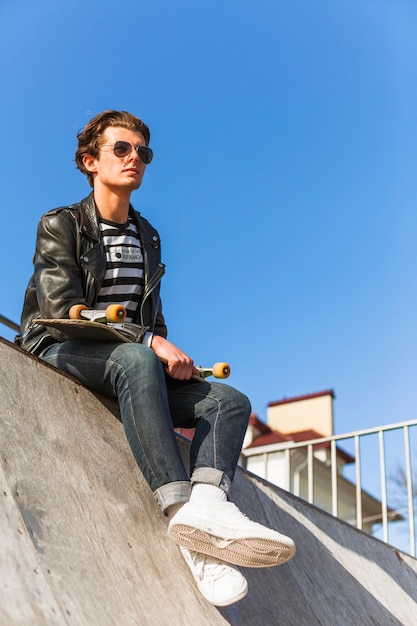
[84,126,148,191]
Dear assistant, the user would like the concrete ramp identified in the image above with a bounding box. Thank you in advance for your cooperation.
[1,337,417,625]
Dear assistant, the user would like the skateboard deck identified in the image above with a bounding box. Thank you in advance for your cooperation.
[36,318,137,343]
[34,317,230,380]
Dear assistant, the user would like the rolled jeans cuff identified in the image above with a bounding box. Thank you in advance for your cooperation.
[153,481,191,514]
[191,467,232,495]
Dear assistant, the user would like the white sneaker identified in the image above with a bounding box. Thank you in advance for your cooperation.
[180,547,248,606]
[168,501,296,568]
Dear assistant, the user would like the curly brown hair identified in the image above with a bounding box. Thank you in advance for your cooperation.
[75,110,151,187]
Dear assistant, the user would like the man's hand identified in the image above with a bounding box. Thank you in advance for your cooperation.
[150,335,199,380]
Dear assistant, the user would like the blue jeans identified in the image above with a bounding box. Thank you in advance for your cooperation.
[42,341,251,512]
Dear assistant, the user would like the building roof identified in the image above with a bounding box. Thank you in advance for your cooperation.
[246,415,355,464]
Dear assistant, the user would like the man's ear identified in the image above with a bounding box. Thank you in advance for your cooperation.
[83,154,97,173]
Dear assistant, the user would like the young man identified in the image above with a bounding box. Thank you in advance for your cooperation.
[16,110,295,607]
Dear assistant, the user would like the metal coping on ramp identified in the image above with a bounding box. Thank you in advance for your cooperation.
[1,336,417,625]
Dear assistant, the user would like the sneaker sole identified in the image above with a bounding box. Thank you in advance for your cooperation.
[169,524,296,568]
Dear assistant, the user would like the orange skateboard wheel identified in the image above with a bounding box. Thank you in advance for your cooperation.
[106,304,126,322]
[211,362,230,379]
[69,304,88,319]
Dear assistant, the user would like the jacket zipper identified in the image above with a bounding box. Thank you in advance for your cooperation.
[139,262,165,327]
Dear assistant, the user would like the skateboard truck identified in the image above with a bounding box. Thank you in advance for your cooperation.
[69,304,127,323]
[196,363,230,379]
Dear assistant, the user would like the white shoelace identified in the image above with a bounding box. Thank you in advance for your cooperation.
[182,548,230,581]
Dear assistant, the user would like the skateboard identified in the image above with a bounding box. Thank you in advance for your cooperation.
[35,305,230,380]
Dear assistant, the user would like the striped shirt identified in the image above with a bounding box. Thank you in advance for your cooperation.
[96,216,144,322]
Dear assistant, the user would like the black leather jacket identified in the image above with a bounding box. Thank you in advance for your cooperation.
[16,192,167,356]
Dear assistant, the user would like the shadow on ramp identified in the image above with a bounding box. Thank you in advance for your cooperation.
[1,337,417,625]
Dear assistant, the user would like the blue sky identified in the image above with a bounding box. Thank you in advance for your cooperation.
[1,0,416,449]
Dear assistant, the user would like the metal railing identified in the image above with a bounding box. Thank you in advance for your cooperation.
[241,419,417,557]
[0,314,19,332]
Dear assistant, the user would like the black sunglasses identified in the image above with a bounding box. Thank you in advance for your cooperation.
[101,141,153,164]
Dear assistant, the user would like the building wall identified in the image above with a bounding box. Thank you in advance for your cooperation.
[244,451,290,490]
[267,393,334,437]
